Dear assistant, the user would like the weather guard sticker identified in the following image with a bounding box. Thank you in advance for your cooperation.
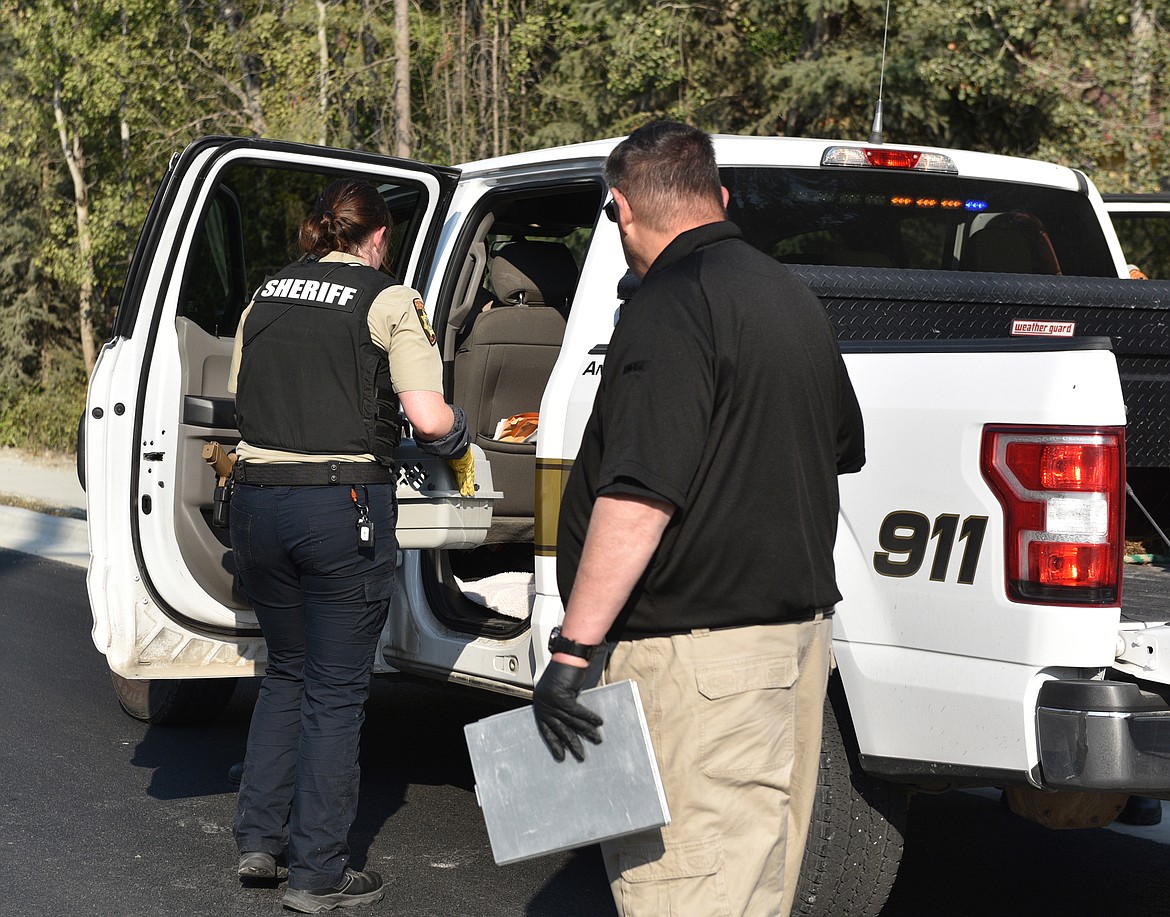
[1011,319,1075,337]
[414,298,437,346]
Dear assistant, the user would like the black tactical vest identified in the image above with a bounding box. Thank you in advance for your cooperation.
[235,257,401,461]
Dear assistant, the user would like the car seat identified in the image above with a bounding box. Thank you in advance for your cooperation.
[453,240,577,541]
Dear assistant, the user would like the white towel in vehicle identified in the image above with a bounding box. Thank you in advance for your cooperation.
[455,572,535,620]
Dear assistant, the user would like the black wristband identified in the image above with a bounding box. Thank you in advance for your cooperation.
[415,404,470,459]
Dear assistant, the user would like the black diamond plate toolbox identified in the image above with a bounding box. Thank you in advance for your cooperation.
[790,266,1170,468]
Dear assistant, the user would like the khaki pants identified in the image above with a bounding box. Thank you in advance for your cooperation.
[600,616,833,917]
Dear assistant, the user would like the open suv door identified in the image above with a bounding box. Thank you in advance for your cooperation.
[84,138,464,714]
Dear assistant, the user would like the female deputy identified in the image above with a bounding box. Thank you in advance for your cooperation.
[226,178,471,912]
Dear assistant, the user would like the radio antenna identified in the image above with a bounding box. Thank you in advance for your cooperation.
[869,0,893,144]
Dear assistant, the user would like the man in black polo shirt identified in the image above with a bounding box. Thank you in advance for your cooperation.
[532,122,865,916]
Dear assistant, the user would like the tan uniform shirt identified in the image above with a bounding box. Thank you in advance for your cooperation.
[228,251,443,464]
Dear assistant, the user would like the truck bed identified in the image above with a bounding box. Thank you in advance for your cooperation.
[1124,562,1170,624]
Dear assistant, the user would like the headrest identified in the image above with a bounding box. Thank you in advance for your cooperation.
[616,269,641,302]
[965,211,1061,274]
[490,241,579,312]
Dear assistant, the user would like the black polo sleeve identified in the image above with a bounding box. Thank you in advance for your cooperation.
[835,353,866,474]
[592,276,715,510]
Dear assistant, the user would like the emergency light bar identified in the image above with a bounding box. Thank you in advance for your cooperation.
[821,146,959,174]
[981,426,1124,605]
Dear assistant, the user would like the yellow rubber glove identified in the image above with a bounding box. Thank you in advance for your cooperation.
[447,449,476,497]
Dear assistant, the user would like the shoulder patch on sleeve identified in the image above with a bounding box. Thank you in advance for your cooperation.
[413,297,437,346]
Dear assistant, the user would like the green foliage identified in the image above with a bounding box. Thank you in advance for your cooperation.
[0,349,88,452]
[0,0,1168,454]
[0,162,54,391]
[893,0,1170,185]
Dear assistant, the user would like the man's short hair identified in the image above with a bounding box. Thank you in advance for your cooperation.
[604,121,723,231]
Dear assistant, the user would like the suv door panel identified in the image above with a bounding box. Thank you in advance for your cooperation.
[95,139,459,634]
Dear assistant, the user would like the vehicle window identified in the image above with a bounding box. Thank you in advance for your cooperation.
[722,167,1118,277]
[442,181,604,563]
[176,161,427,337]
[1109,212,1170,280]
[436,183,604,356]
[179,187,247,337]
[478,186,601,276]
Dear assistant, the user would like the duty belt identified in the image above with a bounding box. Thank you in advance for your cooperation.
[233,461,395,486]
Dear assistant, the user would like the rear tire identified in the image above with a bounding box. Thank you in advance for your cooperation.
[111,672,238,725]
[793,674,909,917]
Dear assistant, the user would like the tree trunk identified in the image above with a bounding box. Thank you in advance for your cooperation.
[441,1,456,162]
[395,0,411,157]
[517,0,526,142]
[476,4,490,158]
[491,0,500,156]
[53,81,96,376]
[317,0,329,146]
[501,0,510,154]
[219,1,268,136]
[460,0,471,161]
[120,7,130,186]
[1129,0,1155,187]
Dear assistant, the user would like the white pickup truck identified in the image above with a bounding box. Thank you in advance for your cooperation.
[81,135,1170,916]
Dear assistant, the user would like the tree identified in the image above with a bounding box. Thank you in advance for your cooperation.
[1,1,131,374]
[892,0,1169,190]
[0,0,1166,453]
[0,160,54,392]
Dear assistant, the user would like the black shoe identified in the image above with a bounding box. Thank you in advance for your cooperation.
[238,851,289,880]
[1118,795,1163,826]
[282,869,384,913]
[228,761,245,787]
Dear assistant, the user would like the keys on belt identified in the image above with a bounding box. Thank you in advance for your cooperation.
[351,485,374,549]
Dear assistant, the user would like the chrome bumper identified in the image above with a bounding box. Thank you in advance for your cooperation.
[1037,679,1170,793]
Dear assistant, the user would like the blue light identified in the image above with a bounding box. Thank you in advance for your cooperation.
[965,199,989,212]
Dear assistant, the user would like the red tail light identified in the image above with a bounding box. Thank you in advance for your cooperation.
[821,146,959,173]
[981,426,1124,605]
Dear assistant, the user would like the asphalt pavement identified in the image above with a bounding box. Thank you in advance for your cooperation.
[0,548,610,917]
[2,443,1168,861]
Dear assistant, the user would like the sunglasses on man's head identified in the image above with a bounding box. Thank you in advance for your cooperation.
[603,199,618,223]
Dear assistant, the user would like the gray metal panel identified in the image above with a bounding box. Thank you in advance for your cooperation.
[464,679,669,865]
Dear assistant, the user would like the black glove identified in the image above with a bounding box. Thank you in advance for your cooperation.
[532,661,604,763]
[416,404,470,459]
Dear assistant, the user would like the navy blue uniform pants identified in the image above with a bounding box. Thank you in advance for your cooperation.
[230,482,396,890]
